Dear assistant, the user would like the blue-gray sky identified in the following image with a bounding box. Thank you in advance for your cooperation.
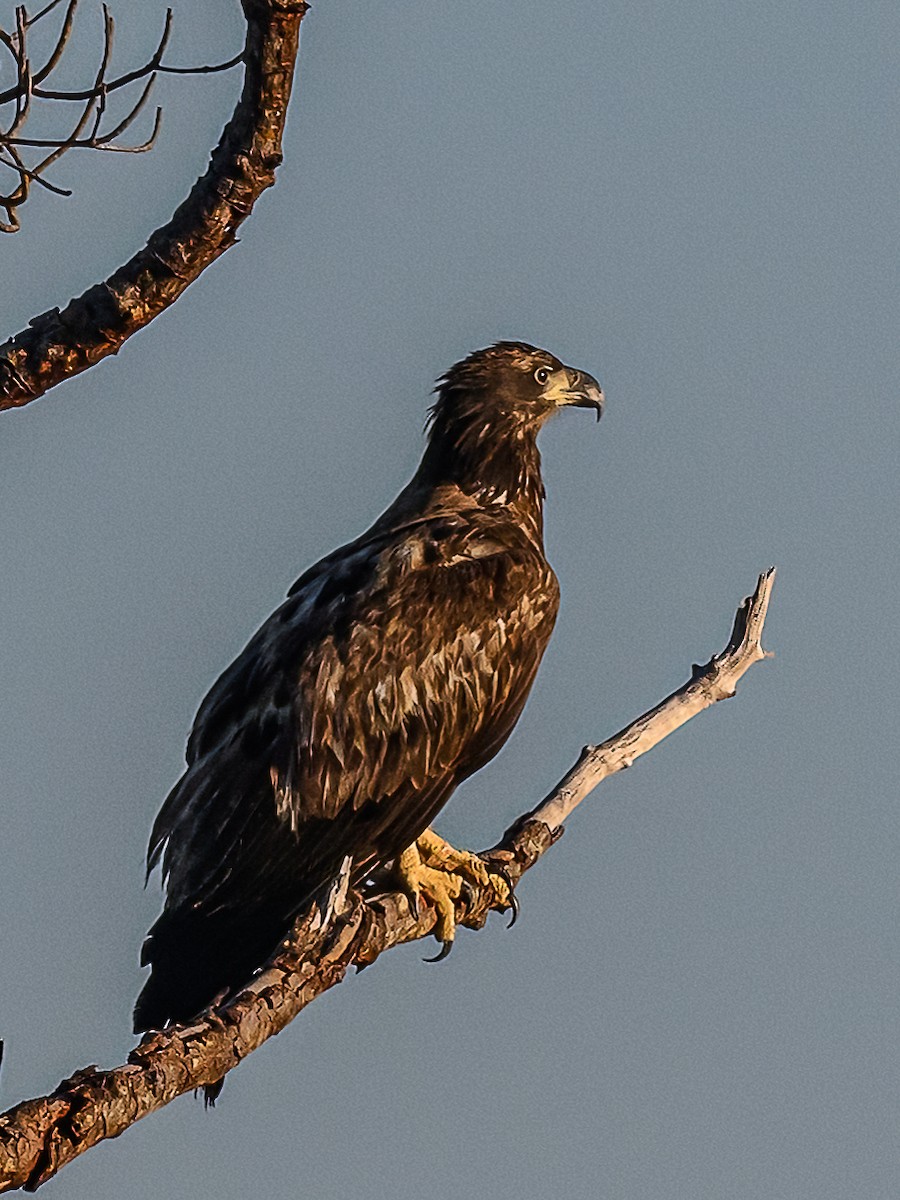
[2,1,898,1196]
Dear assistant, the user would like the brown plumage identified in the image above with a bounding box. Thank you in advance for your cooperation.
[134,342,603,1032]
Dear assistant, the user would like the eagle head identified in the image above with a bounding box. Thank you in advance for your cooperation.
[430,341,604,438]
[418,342,604,508]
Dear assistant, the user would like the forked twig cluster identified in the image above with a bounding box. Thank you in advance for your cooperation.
[0,0,243,231]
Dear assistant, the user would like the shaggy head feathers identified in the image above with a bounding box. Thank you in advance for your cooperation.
[428,342,564,436]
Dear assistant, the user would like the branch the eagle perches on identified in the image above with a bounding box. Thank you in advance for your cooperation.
[0,569,776,1193]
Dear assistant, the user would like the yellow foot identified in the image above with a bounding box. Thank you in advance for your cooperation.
[416,828,512,908]
[395,829,514,960]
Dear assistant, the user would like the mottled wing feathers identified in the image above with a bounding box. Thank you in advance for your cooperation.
[148,511,558,923]
[290,520,554,821]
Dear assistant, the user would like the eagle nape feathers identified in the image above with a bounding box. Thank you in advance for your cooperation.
[134,342,603,1036]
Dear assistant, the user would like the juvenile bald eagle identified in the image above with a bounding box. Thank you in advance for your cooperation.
[135,342,603,1032]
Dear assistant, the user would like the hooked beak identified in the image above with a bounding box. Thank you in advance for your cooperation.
[542,364,605,421]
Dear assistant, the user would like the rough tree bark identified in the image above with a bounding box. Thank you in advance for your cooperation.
[0,569,775,1193]
[0,0,308,411]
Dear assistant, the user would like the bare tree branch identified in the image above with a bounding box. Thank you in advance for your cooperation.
[0,569,776,1194]
[0,0,307,404]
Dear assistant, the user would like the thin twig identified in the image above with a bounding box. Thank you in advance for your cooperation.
[154,51,245,77]
[29,0,77,86]
[0,148,71,194]
[22,0,68,30]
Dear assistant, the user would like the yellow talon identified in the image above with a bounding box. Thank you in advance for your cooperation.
[395,829,513,956]
[396,842,461,945]
[416,828,512,910]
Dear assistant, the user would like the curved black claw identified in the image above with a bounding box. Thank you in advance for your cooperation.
[493,865,520,928]
[423,938,454,963]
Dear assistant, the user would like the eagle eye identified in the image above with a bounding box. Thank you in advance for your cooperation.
[534,366,551,385]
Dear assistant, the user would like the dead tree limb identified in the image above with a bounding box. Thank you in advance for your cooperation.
[0,568,776,1193]
[0,0,308,410]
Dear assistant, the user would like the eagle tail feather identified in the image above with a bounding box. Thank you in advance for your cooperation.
[133,902,289,1034]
